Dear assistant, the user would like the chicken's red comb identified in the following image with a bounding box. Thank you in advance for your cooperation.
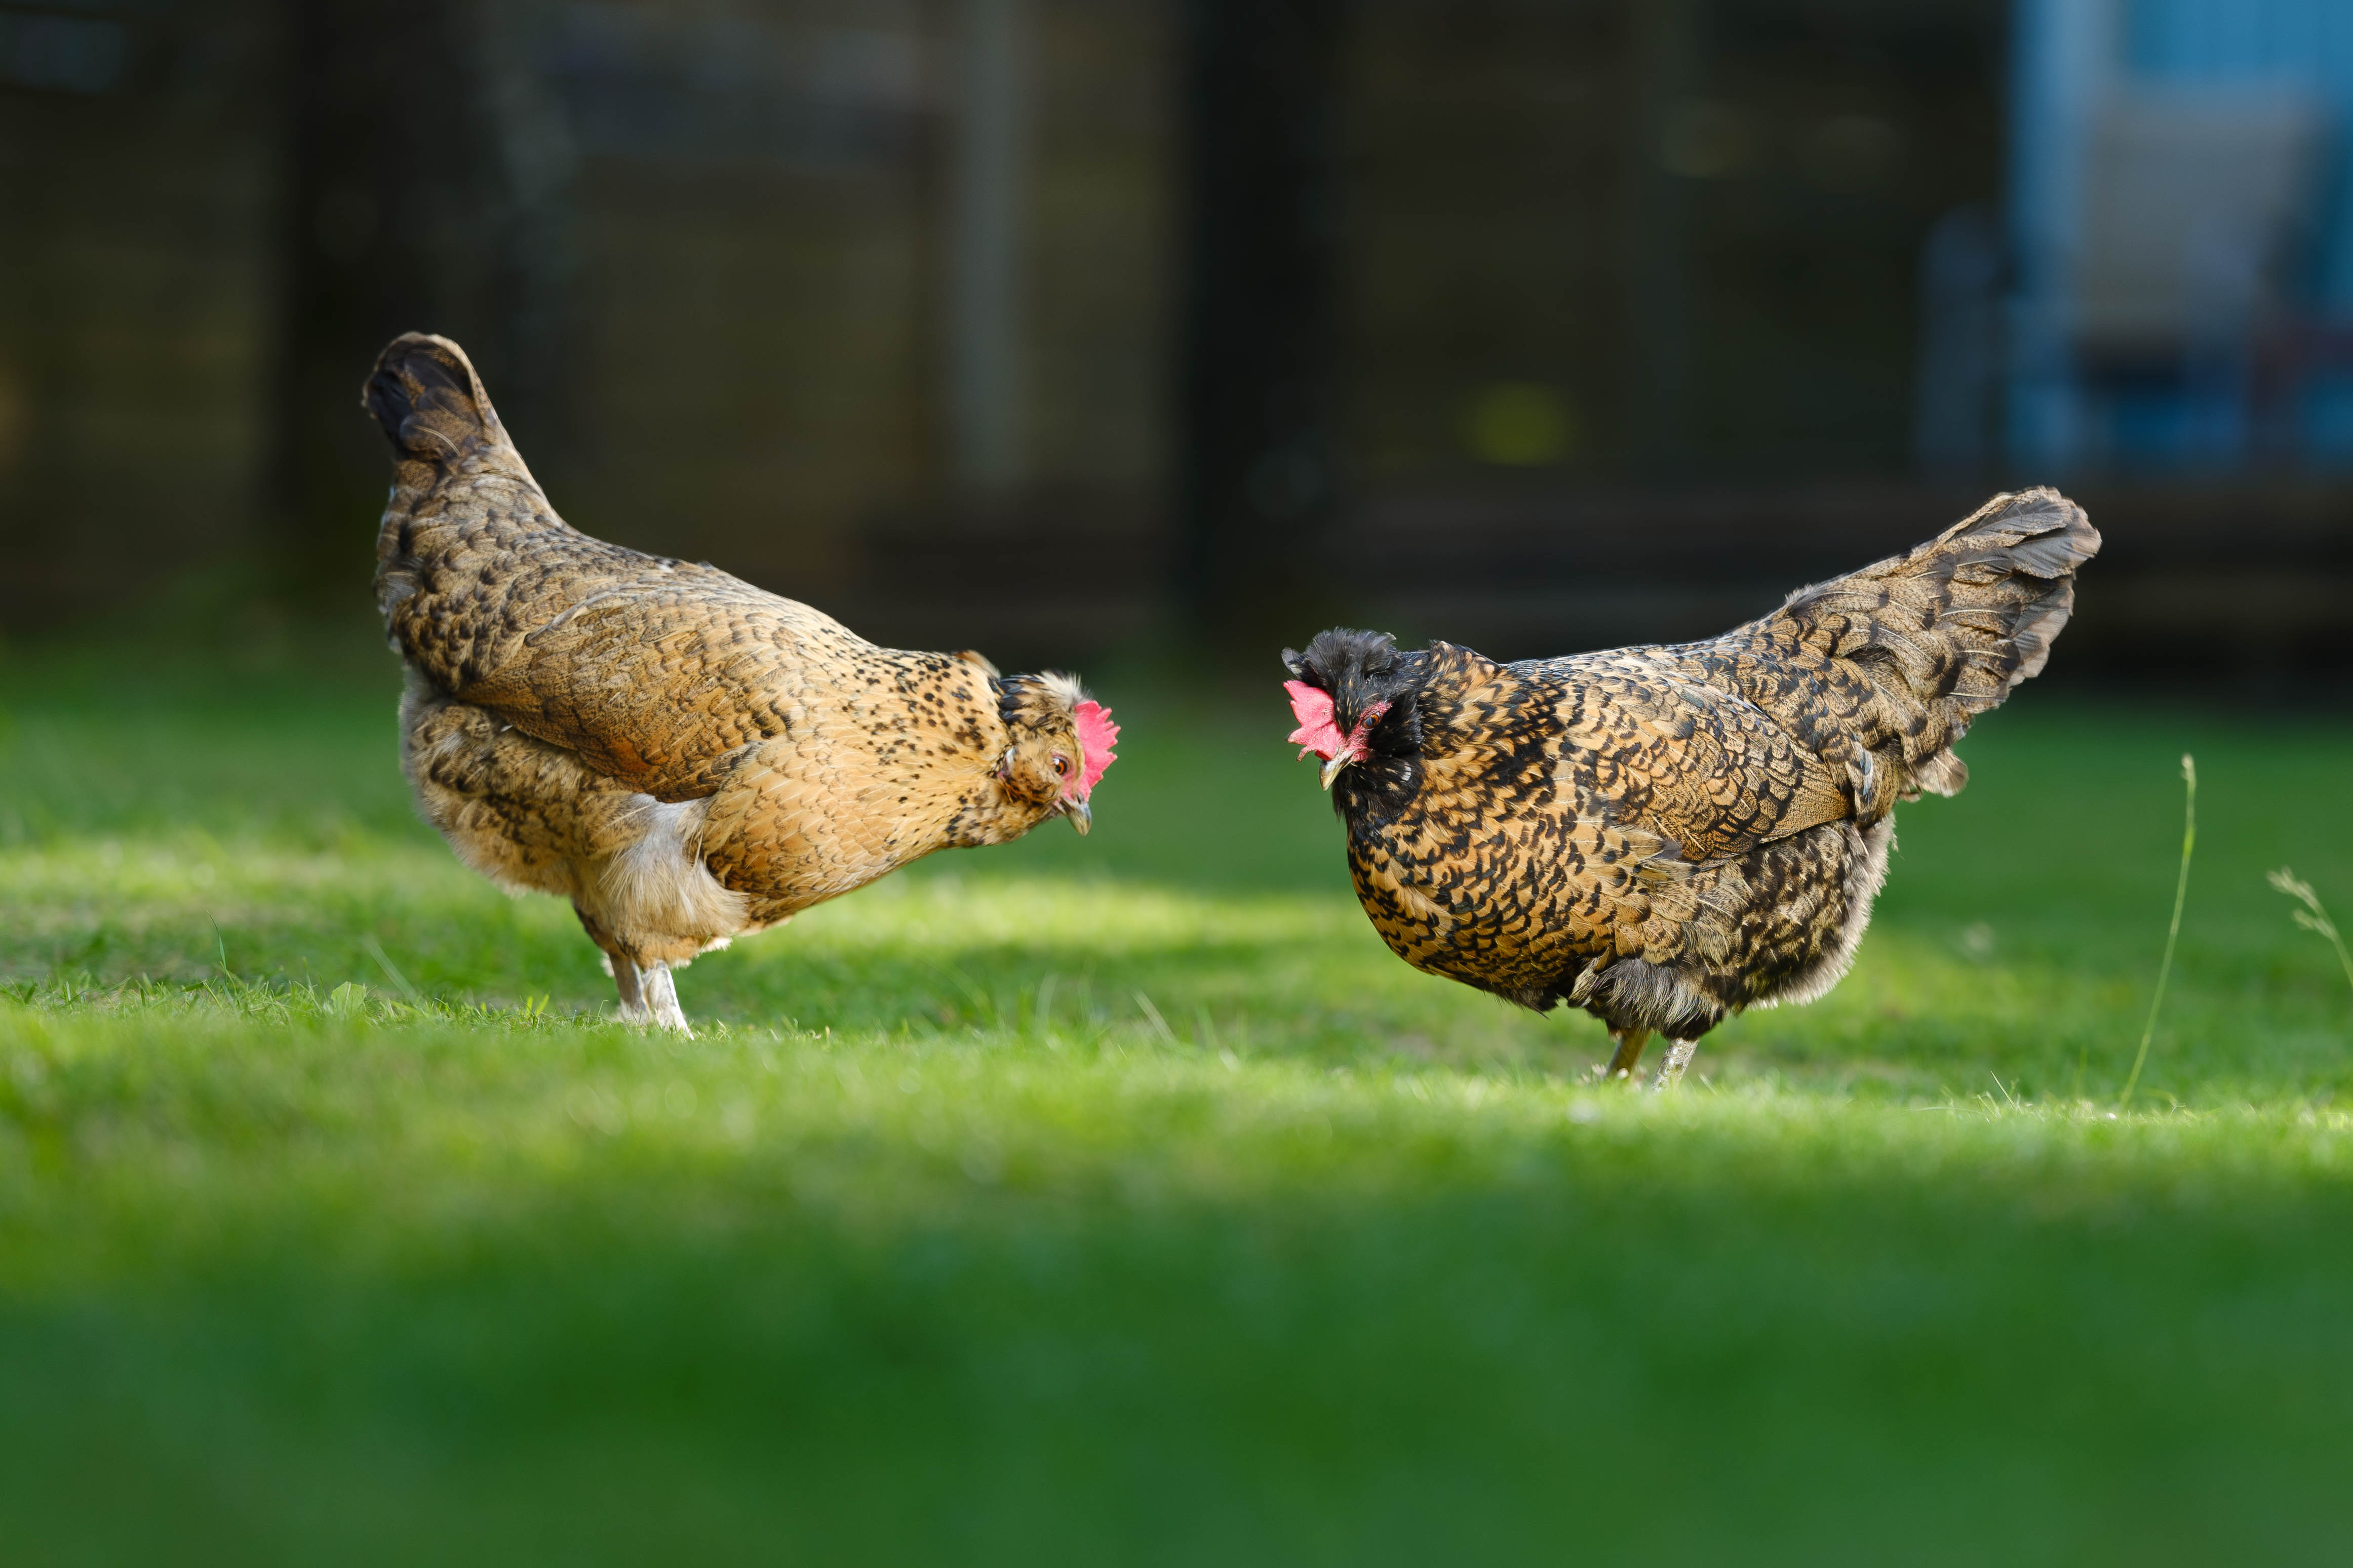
[1070,699,1118,798]
[1285,680,1343,760]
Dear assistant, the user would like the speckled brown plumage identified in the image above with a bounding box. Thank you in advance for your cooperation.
[364,333,1108,1029]
[1283,489,2099,1084]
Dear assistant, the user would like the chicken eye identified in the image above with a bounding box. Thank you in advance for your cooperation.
[1052,755,1070,777]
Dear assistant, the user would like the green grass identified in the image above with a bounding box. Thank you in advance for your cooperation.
[5,637,2353,1564]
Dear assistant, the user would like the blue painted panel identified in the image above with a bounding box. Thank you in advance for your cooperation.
[2123,0,2353,311]
[2006,0,2353,468]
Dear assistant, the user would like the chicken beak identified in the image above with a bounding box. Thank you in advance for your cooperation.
[1319,753,1351,791]
[1064,798,1092,835]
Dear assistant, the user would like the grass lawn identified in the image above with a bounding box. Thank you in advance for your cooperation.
[5,635,2353,1564]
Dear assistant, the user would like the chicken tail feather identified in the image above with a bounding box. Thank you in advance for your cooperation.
[365,333,572,686]
[362,332,538,492]
[1758,486,2100,801]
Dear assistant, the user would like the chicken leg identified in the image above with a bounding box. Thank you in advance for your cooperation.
[1652,1040,1697,1091]
[1604,1027,1652,1082]
[608,955,648,1023]
[640,963,691,1034]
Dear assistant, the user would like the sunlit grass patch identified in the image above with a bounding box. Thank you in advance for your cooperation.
[5,644,2353,1562]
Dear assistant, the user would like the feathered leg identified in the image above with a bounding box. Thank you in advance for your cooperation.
[1604,1027,1652,1082]
[1652,1040,1698,1091]
[641,963,692,1035]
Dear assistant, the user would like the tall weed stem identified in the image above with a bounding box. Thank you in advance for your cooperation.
[2122,754,2195,1107]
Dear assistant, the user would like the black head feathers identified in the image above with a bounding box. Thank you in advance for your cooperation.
[1279,628,1431,824]
[1282,629,1423,716]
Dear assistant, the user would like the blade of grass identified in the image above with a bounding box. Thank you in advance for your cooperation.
[2121,754,2195,1107]
[1132,990,1178,1047]
[360,935,426,1009]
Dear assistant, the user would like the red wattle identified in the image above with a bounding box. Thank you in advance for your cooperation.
[1284,680,1344,759]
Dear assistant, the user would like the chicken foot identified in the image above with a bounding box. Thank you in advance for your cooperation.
[1603,1027,1652,1082]
[1602,1028,1697,1090]
[639,964,691,1034]
[600,950,692,1034]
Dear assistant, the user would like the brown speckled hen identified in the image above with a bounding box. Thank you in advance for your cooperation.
[364,333,1117,1031]
[1281,489,2097,1087]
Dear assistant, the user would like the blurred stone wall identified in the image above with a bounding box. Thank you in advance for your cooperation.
[3,0,2341,680]
[1341,0,2008,487]
[0,0,1174,644]
[547,0,1174,610]
[0,0,279,632]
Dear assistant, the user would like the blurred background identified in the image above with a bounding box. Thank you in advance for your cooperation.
[2,0,2348,680]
